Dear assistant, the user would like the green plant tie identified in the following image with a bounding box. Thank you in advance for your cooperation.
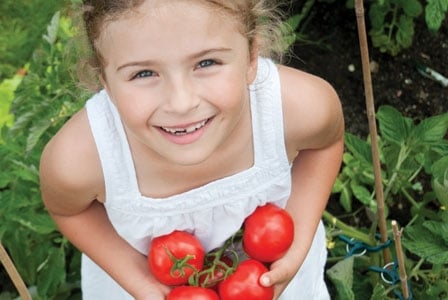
[338,234,391,257]
[368,261,413,300]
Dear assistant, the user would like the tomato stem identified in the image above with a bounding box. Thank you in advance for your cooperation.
[163,247,198,279]
[190,228,244,287]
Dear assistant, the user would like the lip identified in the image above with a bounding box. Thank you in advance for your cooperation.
[156,117,213,145]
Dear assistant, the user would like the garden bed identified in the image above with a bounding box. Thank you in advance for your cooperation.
[288,1,448,136]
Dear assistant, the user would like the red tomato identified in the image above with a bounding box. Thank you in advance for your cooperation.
[148,231,205,286]
[243,203,294,262]
[218,259,273,300]
[167,286,219,300]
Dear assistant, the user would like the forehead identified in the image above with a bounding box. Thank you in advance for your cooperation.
[100,0,241,33]
[96,1,246,66]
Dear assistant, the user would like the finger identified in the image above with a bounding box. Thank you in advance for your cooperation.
[259,267,290,287]
[260,272,289,300]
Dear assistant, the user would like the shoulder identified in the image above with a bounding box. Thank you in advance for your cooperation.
[277,64,344,152]
[40,108,104,216]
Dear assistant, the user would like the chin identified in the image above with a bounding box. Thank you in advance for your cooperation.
[162,149,213,167]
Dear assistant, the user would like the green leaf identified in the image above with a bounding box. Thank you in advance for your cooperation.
[0,73,24,131]
[396,15,414,48]
[350,182,373,206]
[431,155,448,181]
[344,133,372,163]
[37,247,66,298]
[26,118,52,153]
[403,222,448,264]
[11,160,39,183]
[369,2,388,29]
[340,185,353,213]
[332,177,344,193]
[370,283,392,300]
[11,212,57,235]
[9,110,35,135]
[43,12,61,45]
[432,156,448,207]
[377,105,412,145]
[412,112,448,144]
[426,0,448,31]
[285,14,303,31]
[425,280,448,299]
[402,0,423,17]
[326,256,355,300]
[423,221,448,244]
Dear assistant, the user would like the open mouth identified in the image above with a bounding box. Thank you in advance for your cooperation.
[159,118,210,136]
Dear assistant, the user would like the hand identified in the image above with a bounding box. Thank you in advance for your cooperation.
[259,256,300,300]
[133,281,171,300]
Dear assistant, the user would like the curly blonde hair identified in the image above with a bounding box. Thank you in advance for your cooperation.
[78,0,288,90]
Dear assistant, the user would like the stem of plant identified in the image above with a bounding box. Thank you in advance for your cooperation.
[164,247,197,279]
[409,258,425,279]
[191,229,242,286]
[0,242,32,300]
[383,145,410,201]
[400,187,420,209]
[355,0,391,264]
[323,210,374,245]
[392,220,409,300]
[388,5,399,41]
[299,0,316,26]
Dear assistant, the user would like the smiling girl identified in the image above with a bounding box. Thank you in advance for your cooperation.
[39,1,344,299]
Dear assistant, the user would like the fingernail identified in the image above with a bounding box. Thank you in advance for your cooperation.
[261,276,270,286]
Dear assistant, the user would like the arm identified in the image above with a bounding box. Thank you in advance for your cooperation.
[50,203,169,299]
[39,110,169,299]
[260,65,344,298]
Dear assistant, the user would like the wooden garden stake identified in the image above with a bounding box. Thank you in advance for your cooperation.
[0,241,32,300]
[354,0,391,263]
[392,220,409,299]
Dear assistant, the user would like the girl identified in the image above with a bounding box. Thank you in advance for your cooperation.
[40,0,344,299]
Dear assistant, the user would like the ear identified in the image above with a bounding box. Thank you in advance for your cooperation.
[99,73,111,94]
[246,38,259,85]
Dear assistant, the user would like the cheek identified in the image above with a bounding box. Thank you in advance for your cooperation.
[111,90,158,127]
[201,72,250,109]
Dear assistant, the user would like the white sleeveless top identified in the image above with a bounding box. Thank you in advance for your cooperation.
[82,57,329,300]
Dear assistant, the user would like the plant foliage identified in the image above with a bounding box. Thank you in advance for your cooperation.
[327,106,448,299]
[290,0,448,56]
[0,0,65,81]
[367,0,447,55]
[0,4,90,299]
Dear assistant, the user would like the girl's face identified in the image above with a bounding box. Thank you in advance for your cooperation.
[97,0,258,166]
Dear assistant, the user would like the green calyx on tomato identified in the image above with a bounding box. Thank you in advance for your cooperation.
[164,249,199,281]
[148,231,205,286]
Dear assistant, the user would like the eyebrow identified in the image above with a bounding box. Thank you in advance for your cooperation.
[116,47,233,72]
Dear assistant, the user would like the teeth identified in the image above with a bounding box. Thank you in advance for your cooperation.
[161,119,207,135]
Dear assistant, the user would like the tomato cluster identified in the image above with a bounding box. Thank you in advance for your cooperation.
[147,203,294,299]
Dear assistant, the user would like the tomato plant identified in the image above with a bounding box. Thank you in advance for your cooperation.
[243,203,294,262]
[198,255,234,289]
[218,259,273,300]
[148,231,205,286]
[167,286,219,300]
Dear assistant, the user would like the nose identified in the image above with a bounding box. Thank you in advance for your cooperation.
[163,75,200,114]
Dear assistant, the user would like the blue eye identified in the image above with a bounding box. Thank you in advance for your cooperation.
[134,70,154,79]
[198,59,216,68]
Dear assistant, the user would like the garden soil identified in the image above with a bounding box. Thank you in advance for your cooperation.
[286,2,447,227]
[287,2,448,137]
